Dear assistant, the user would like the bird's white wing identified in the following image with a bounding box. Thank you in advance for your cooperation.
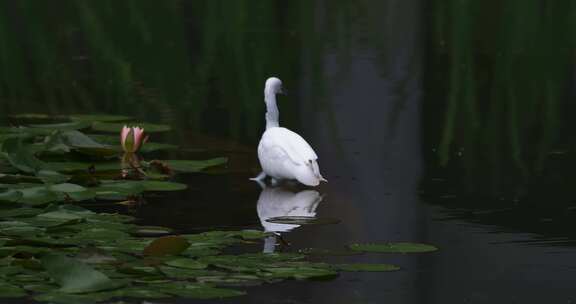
[262,127,318,166]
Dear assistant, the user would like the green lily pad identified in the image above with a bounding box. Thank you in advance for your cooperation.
[265,216,341,225]
[2,137,45,173]
[69,114,132,122]
[163,158,228,173]
[0,283,27,298]
[164,258,207,270]
[156,283,246,299]
[335,263,400,272]
[349,242,439,253]
[143,235,190,256]
[92,122,171,133]
[138,180,188,192]
[299,248,363,256]
[41,254,125,294]
[0,190,24,203]
[34,292,114,304]
[30,121,91,131]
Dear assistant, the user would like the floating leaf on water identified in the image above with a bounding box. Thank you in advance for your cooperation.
[10,113,54,120]
[2,137,44,173]
[139,180,188,192]
[58,130,118,156]
[163,158,228,173]
[69,114,132,122]
[238,229,268,240]
[299,248,363,256]
[335,263,400,272]
[41,254,125,294]
[262,266,338,280]
[49,183,87,193]
[143,235,190,257]
[110,287,168,299]
[133,226,172,236]
[196,274,263,286]
[155,283,246,299]
[164,258,207,270]
[34,292,115,304]
[349,242,438,253]
[0,283,27,298]
[0,207,42,218]
[29,121,91,131]
[37,170,70,183]
[265,216,341,226]
[92,122,171,133]
[44,161,120,173]
[0,190,23,203]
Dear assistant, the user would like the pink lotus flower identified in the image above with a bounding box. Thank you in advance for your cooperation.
[120,126,146,153]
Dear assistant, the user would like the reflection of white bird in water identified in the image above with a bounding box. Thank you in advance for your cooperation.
[251,77,326,186]
[256,185,323,253]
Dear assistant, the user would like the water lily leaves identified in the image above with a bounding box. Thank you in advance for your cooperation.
[263,265,338,280]
[34,292,114,304]
[139,181,187,191]
[30,121,91,131]
[143,235,190,257]
[163,157,228,173]
[41,254,125,294]
[92,122,171,133]
[349,242,439,253]
[0,283,27,298]
[154,283,246,299]
[69,114,132,122]
[2,137,44,173]
[266,216,341,226]
[0,190,24,203]
[335,264,400,272]
[58,131,117,157]
[37,170,70,184]
[164,258,207,270]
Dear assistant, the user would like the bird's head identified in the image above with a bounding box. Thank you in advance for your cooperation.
[264,77,285,96]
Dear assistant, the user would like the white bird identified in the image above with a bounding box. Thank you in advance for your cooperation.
[251,77,326,186]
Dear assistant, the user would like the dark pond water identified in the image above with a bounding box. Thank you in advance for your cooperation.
[1,1,576,303]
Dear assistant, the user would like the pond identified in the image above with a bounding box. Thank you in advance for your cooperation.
[0,1,575,303]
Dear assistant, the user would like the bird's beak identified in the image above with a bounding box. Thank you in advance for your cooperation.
[279,87,287,95]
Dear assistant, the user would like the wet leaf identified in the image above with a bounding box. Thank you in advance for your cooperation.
[0,190,23,203]
[2,137,44,173]
[143,235,190,256]
[164,258,207,270]
[69,114,132,122]
[349,242,438,253]
[138,181,187,192]
[335,263,400,272]
[156,283,246,299]
[41,254,124,293]
[163,157,228,173]
[34,292,114,304]
[92,122,171,133]
[37,170,70,183]
[299,248,363,256]
[30,121,91,131]
[132,226,172,236]
[0,283,27,298]
[263,266,338,280]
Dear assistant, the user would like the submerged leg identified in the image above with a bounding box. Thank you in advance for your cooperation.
[249,171,267,181]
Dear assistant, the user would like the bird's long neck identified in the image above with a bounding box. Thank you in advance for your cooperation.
[264,90,279,130]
